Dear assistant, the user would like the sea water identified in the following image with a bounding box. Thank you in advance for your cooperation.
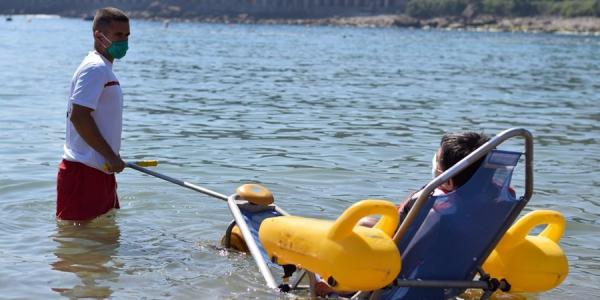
[0,15,598,299]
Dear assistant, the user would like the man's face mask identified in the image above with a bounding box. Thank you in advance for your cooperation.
[99,32,128,59]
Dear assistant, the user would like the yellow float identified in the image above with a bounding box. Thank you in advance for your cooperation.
[483,210,569,293]
[258,199,401,292]
[236,184,274,205]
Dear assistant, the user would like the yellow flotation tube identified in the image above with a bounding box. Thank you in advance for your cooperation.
[483,210,569,293]
[259,199,401,292]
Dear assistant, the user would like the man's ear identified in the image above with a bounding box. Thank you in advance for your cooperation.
[93,30,102,43]
[94,31,110,49]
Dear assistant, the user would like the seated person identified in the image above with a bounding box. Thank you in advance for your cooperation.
[317,131,490,296]
[398,131,491,223]
[359,131,490,228]
[222,131,491,296]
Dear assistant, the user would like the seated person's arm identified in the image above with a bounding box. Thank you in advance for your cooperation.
[358,191,418,228]
[398,191,418,224]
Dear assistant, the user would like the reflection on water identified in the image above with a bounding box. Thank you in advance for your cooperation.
[51,211,121,299]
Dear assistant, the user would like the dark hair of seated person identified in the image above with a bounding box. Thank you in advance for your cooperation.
[439,131,490,189]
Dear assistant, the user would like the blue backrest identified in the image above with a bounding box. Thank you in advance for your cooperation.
[240,204,282,267]
[381,150,523,300]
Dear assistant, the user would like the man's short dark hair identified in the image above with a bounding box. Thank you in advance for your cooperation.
[439,131,490,188]
[93,7,129,31]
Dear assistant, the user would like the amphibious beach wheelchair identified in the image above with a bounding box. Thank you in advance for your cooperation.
[219,127,569,299]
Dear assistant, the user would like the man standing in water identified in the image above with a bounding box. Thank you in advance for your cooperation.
[56,7,130,220]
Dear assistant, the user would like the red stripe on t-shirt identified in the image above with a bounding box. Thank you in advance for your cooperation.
[104,81,120,87]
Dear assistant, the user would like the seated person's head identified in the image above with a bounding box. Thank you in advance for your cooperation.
[433,132,490,192]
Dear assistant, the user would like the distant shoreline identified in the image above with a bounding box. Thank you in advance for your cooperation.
[7,13,600,35]
[121,13,600,35]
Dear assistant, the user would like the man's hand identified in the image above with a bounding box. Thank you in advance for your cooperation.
[105,155,125,173]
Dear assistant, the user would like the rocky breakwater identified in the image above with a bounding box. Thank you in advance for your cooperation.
[127,2,600,33]
[129,5,600,34]
[249,14,600,34]
[416,15,600,34]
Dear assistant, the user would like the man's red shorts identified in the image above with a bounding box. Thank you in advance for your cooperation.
[56,159,120,220]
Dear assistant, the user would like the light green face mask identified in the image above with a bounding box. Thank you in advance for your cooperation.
[100,32,128,59]
[107,40,128,59]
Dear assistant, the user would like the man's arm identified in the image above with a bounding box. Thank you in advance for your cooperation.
[70,104,124,173]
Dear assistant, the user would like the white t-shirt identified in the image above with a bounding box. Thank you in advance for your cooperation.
[63,51,123,173]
